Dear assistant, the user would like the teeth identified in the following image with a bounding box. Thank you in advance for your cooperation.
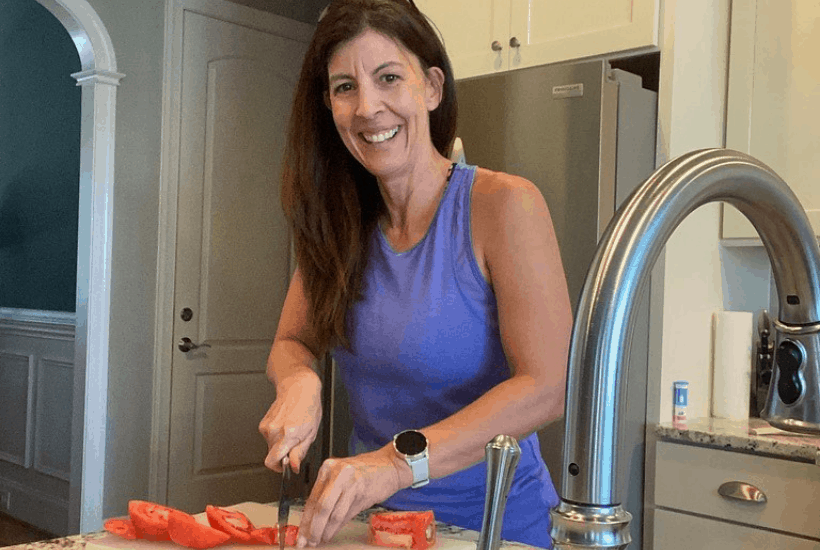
[363,126,399,143]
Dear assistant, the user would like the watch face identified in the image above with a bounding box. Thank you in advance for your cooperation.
[395,430,427,455]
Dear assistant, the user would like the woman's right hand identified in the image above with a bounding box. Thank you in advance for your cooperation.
[259,368,323,474]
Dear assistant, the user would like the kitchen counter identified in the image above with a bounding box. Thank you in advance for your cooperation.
[4,503,541,550]
[655,416,820,463]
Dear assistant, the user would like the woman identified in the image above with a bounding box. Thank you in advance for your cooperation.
[258,1,572,547]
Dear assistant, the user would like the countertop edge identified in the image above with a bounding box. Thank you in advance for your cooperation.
[654,417,820,463]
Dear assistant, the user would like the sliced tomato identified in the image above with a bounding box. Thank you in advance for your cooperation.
[168,509,231,549]
[205,505,257,543]
[369,511,436,550]
[103,517,137,540]
[250,526,278,545]
[281,525,299,547]
[128,500,183,541]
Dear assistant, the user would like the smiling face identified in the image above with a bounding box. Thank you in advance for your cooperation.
[326,28,444,180]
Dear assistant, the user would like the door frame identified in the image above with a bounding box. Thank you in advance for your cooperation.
[34,0,124,534]
[150,0,314,504]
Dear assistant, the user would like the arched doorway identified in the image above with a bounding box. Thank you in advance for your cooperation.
[34,0,123,534]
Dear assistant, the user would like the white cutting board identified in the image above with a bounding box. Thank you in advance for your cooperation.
[86,502,483,550]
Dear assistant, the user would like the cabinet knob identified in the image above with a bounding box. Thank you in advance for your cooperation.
[509,36,521,48]
[491,40,503,52]
[718,481,767,503]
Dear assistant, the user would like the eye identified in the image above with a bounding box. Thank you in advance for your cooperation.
[332,82,354,95]
[381,74,399,83]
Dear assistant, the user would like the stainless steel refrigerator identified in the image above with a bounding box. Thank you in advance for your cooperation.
[455,59,658,548]
[322,59,658,547]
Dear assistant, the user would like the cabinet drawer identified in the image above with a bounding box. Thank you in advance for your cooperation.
[652,508,819,549]
[654,440,820,539]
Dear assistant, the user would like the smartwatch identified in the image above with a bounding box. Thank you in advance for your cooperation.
[393,430,430,488]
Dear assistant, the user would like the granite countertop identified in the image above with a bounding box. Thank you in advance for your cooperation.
[655,416,820,463]
[4,503,539,550]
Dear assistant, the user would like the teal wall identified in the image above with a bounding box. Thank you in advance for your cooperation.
[0,0,81,312]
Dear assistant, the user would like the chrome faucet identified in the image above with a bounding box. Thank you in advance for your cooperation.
[549,148,820,549]
[477,435,521,550]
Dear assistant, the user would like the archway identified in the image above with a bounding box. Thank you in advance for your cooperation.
[35,0,123,534]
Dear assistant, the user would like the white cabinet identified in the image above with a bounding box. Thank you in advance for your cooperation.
[723,0,820,239]
[649,440,820,548]
[415,0,659,80]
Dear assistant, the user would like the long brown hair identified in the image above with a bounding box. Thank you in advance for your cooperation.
[280,0,458,352]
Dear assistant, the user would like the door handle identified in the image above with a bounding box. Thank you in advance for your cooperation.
[178,337,211,353]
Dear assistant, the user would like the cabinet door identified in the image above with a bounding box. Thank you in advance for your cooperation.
[652,508,820,550]
[723,0,820,238]
[508,0,658,72]
[415,0,511,79]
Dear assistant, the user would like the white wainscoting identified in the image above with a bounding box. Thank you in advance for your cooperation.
[0,308,74,535]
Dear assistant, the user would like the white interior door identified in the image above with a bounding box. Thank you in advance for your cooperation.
[167,10,307,512]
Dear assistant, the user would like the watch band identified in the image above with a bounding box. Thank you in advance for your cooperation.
[393,430,430,488]
[405,450,429,489]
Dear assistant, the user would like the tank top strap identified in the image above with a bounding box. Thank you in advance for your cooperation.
[439,162,492,297]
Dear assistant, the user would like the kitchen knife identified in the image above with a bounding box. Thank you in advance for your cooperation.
[278,457,291,550]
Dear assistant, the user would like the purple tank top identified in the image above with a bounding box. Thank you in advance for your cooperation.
[333,163,558,548]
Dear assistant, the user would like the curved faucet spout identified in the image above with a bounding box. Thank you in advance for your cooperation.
[551,148,820,548]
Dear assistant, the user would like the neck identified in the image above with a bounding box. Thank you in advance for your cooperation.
[377,153,454,251]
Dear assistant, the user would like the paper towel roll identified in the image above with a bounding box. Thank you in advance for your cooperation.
[711,311,753,420]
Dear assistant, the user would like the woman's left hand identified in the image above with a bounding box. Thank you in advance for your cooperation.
[296,446,407,546]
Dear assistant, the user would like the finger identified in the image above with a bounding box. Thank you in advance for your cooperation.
[299,460,340,547]
[263,446,284,472]
[288,435,315,474]
[318,467,359,543]
[265,423,308,471]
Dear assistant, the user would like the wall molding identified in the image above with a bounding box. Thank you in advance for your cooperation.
[0,309,76,341]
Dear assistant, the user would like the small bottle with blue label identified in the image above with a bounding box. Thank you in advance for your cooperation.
[673,381,688,427]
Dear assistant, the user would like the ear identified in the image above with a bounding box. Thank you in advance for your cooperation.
[323,90,332,110]
[424,66,445,111]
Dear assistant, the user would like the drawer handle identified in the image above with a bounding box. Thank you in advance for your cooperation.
[718,481,767,503]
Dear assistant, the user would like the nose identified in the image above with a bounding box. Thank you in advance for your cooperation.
[354,81,381,118]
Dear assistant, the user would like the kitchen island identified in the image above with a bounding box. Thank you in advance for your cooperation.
[4,502,543,550]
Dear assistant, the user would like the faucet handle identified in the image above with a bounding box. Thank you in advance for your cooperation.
[476,435,521,550]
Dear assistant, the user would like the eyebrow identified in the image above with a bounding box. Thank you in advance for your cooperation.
[328,61,404,84]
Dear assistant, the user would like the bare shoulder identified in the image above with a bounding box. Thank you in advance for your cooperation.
[471,167,551,229]
[470,167,555,282]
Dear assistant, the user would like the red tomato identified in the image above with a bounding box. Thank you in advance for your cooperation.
[250,526,278,545]
[281,525,299,547]
[103,518,137,540]
[205,505,257,543]
[167,509,231,549]
[248,525,298,546]
[128,500,183,541]
[369,511,436,550]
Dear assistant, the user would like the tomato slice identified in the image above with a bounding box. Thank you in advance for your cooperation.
[205,505,257,543]
[248,525,298,546]
[280,525,299,547]
[369,511,436,550]
[250,526,278,545]
[128,500,183,541]
[104,518,137,540]
[168,509,232,549]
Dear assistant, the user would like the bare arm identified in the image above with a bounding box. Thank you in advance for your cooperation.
[259,267,325,474]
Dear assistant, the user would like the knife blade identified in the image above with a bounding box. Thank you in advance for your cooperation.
[278,456,291,550]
